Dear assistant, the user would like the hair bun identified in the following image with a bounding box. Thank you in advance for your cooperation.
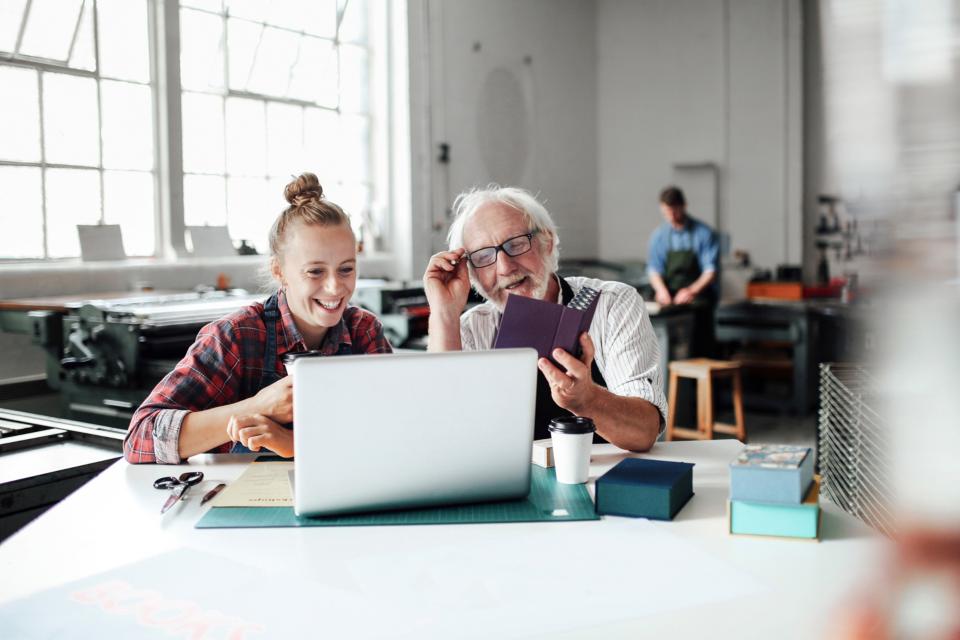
[284,173,324,206]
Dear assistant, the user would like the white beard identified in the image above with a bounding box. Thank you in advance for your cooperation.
[472,270,552,311]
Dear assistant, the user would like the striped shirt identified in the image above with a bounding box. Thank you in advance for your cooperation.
[460,276,667,432]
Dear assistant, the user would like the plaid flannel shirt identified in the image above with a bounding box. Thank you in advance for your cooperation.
[124,291,392,463]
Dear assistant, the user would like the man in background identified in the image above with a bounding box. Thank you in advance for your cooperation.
[647,185,720,355]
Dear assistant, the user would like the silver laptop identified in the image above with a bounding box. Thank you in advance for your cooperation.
[291,349,538,517]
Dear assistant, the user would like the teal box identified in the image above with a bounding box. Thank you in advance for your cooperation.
[595,458,694,521]
[730,477,821,539]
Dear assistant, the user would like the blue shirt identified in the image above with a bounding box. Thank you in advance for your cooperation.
[647,214,720,277]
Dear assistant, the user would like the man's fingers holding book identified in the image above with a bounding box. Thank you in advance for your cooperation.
[578,333,595,366]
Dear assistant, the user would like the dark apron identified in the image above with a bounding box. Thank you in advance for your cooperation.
[230,292,289,453]
[664,248,702,295]
[664,248,716,357]
[530,278,608,442]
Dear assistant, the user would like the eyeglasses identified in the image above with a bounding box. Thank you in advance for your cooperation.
[465,230,538,269]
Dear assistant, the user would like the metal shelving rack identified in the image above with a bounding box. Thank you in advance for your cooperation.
[817,363,894,536]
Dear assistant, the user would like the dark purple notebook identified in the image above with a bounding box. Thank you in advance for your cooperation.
[493,286,600,362]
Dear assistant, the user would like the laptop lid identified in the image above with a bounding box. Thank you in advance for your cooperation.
[291,349,538,517]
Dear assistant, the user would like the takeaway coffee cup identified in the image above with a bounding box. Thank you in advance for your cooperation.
[548,416,596,484]
[281,349,322,376]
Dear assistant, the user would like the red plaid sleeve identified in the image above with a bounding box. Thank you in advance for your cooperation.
[349,309,394,354]
[124,319,245,464]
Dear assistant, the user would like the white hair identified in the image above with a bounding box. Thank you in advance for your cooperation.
[446,184,560,273]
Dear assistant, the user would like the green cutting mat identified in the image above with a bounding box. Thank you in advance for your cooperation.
[195,465,598,528]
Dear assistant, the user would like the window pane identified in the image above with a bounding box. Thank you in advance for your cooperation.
[225,97,265,176]
[247,26,298,98]
[226,0,266,23]
[303,0,337,38]
[264,0,334,36]
[266,102,303,178]
[45,168,101,258]
[183,174,226,226]
[103,170,155,256]
[340,115,370,184]
[303,107,338,183]
[101,81,154,170]
[42,73,100,166]
[180,7,225,91]
[181,92,225,173]
[339,44,369,114]
[68,0,96,71]
[19,0,82,61]
[288,36,336,107]
[97,0,151,82]
[263,0,304,31]
[182,0,223,11]
[226,17,260,91]
[0,66,41,162]
[327,181,370,235]
[338,0,368,44]
[0,166,43,258]
[0,0,27,52]
[226,176,270,252]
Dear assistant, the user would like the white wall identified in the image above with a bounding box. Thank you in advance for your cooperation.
[413,0,598,263]
[596,0,802,270]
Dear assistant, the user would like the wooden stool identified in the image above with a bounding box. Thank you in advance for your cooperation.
[666,359,746,442]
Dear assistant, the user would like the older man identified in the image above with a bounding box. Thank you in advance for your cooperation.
[424,185,666,452]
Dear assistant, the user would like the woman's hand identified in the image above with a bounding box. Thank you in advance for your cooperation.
[251,376,293,424]
[226,414,294,458]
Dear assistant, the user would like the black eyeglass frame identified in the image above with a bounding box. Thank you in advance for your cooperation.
[465,230,539,269]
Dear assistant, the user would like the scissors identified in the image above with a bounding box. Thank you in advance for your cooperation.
[154,471,204,514]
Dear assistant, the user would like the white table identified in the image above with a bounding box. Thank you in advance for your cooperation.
[0,440,883,638]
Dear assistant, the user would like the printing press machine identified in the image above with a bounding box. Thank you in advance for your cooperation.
[0,289,265,428]
[0,283,431,429]
[351,279,431,350]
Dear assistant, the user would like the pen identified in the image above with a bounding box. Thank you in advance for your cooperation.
[201,483,226,505]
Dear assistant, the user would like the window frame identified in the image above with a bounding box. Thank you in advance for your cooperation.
[0,0,160,260]
[0,0,392,263]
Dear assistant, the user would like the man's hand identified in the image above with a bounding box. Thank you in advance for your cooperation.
[655,288,673,306]
[673,287,696,305]
[537,332,598,415]
[251,376,293,424]
[424,248,471,318]
[226,414,294,457]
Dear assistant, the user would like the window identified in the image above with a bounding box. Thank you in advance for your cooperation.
[0,0,156,259]
[0,0,386,260]
[179,0,381,254]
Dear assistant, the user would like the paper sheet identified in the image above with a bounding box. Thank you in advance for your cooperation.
[209,460,293,507]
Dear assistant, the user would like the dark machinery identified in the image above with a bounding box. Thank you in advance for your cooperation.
[27,290,267,428]
[11,284,431,428]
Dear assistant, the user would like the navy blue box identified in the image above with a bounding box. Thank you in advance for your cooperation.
[595,458,695,520]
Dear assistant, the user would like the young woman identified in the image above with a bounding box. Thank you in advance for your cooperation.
[124,173,392,463]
